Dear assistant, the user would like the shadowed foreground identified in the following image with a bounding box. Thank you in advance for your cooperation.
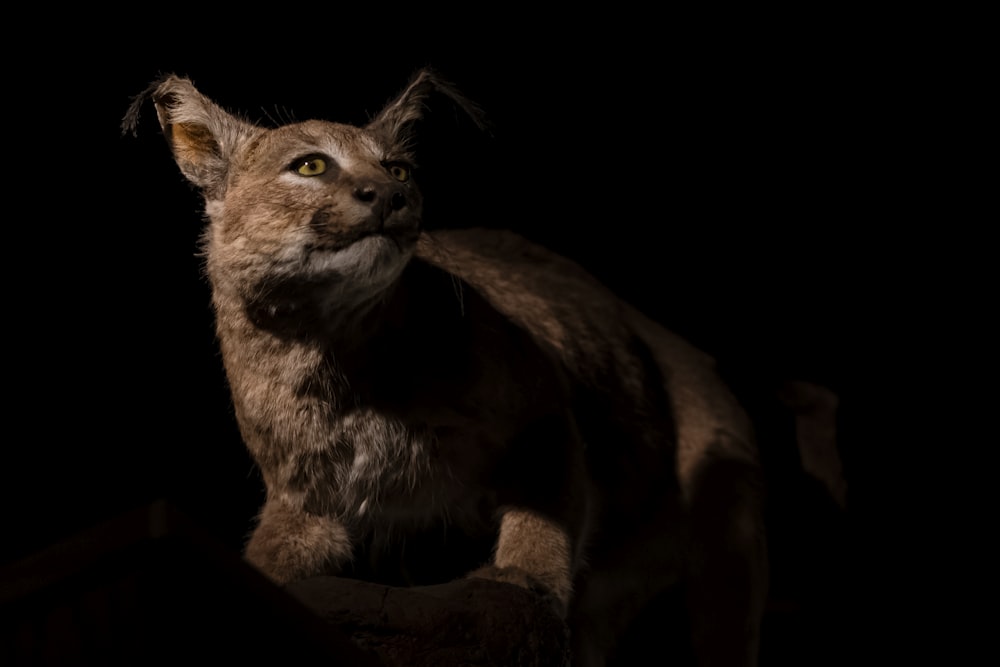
[1,379,849,665]
[0,501,569,666]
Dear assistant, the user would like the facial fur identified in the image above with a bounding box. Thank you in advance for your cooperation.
[201,123,417,330]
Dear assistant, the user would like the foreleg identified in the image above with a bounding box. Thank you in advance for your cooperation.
[469,506,576,616]
[244,497,353,585]
[685,451,769,667]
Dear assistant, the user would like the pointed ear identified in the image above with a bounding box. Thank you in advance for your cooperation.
[122,75,260,199]
[365,68,488,154]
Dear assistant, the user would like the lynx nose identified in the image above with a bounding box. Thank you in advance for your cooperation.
[354,185,377,202]
[353,184,407,208]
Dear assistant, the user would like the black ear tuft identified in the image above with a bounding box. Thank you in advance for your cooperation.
[121,74,173,138]
[366,68,490,155]
[123,74,261,198]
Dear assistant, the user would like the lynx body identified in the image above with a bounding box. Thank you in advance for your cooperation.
[124,69,768,666]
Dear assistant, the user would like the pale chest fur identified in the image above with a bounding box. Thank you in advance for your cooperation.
[218,328,472,527]
[211,264,559,533]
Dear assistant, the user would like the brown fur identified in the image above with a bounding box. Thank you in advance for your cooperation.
[123,68,768,666]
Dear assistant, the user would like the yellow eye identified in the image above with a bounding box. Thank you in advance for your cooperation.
[294,156,327,177]
[387,163,410,182]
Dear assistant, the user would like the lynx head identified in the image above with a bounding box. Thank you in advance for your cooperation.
[124,69,485,332]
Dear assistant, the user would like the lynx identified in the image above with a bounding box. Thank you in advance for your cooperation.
[123,68,769,666]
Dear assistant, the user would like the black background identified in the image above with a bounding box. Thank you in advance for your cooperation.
[5,11,932,660]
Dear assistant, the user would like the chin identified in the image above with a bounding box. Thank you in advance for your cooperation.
[312,234,414,291]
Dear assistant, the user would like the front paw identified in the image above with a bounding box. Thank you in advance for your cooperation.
[468,564,568,617]
[244,503,352,585]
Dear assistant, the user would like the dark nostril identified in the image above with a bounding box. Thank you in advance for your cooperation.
[390,190,406,211]
[354,185,376,202]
